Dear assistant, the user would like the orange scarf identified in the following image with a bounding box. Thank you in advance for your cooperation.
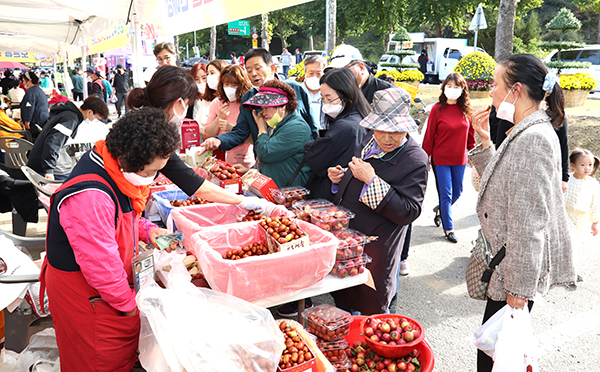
[95,140,149,217]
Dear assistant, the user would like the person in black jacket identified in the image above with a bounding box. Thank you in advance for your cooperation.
[27,96,108,180]
[304,68,372,201]
[489,105,569,190]
[21,70,49,140]
[112,64,130,117]
[86,68,107,102]
[0,70,15,95]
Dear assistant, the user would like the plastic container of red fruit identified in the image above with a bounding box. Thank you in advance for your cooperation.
[330,254,372,279]
[346,316,434,371]
[310,205,355,232]
[329,353,351,372]
[152,189,194,224]
[292,199,334,222]
[316,338,348,364]
[303,304,353,342]
[360,314,425,359]
[271,186,311,208]
[333,229,369,261]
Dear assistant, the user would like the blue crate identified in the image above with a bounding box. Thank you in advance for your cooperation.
[152,189,194,225]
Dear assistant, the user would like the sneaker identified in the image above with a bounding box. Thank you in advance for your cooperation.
[399,260,409,276]
[276,298,314,317]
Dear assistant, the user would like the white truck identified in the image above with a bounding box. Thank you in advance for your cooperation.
[385,32,485,83]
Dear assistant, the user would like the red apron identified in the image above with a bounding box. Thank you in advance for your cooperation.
[39,174,140,372]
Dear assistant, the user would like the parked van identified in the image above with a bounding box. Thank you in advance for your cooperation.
[544,45,600,93]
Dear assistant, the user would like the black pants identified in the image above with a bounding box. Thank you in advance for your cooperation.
[116,92,128,116]
[477,298,534,372]
[72,91,83,101]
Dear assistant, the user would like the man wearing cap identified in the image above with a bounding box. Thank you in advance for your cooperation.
[112,64,130,117]
[86,68,106,102]
[202,48,317,154]
[328,45,394,104]
[327,87,428,314]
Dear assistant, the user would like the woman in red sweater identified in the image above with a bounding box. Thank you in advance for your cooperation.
[422,72,475,243]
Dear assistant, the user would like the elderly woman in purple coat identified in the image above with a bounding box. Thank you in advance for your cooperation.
[327,87,429,314]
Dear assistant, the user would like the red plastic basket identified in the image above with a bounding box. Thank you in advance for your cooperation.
[346,315,434,372]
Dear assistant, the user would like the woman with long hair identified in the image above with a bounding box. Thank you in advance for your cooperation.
[303,68,372,202]
[126,65,278,211]
[187,63,210,127]
[204,65,255,170]
[470,53,575,372]
[200,60,229,139]
[422,72,475,243]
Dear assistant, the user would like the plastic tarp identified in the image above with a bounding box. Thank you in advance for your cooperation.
[187,220,337,303]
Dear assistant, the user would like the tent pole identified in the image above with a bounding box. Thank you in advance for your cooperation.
[63,51,72,98]
[82,47,88,99]
[131,9,143,88]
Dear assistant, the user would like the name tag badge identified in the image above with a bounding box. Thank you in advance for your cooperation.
[132,249,155,292]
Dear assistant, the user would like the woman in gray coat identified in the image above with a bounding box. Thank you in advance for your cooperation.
[470,54,576,372]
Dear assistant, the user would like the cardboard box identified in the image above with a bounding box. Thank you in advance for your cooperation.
[185,146,212,167]
[241,169,278,202]
[259,223,310,253]
[201,157,243,194]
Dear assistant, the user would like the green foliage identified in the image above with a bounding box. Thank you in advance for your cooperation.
[538,41,587,49]
[392,27,411,42]
[546,8,582,31]
[453,52,497,81]
[380,62,420,69]
[513,37,547,58]
[387,49,416,57]
[546,61,592,68]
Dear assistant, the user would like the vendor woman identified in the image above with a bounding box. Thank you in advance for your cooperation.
[328,88,429,314]
[41,108,180,371]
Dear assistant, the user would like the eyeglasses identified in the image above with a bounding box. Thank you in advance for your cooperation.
[323,96,341,104]
[156,54,174,63]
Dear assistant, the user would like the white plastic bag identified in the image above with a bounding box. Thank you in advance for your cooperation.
[136,280,284,372]
[13,328,60,372]
[473,304,538,372]
[472,304,511,358]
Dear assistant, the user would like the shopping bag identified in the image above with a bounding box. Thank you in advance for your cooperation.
[136,280,285,372]
[473,304,538,372]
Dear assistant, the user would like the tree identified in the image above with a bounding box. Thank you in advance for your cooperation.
[271,9,301,50]
[574,0,600,43]
[495,0,519,61]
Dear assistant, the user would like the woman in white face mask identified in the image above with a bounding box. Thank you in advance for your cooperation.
[204,65,255,170]
[188,62,210,127]
[303,68,372,202]
[469,54,573,372]
[422,72,475,243]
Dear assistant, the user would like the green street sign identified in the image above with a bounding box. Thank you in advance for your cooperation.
[228,20,250,36]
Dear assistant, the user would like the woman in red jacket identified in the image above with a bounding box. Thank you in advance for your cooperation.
[422,72,475,243]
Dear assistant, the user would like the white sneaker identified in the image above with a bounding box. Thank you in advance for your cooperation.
[399,260,409,276]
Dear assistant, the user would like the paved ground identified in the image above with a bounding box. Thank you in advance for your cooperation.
[4,158,599,371]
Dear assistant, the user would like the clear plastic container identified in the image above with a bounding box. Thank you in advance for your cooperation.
[330,254,372,279]
[303,304,352,342]
[292,199,334,222]
[330,353,351,372]
[271,186,311,208]
[316,339,349,364]
[309,205,355,232]
[333,229,369,260]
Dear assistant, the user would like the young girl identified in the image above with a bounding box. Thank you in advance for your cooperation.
[565,148,600,280]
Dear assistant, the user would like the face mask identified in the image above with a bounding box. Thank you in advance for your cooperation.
[169,98,187,125]
[224,87,238,102]
[197,82,206,94]
[305,77,321,91]
[322,102,344,119]
[496,84,518,123]
[444,87,463,100]
[267,110,283,128]
[207,74,219,90]
[122,171,156,186]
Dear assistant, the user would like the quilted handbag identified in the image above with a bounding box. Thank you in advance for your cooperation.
[466,229,505,300]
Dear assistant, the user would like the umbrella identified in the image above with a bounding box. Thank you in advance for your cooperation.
[0,61,29,69]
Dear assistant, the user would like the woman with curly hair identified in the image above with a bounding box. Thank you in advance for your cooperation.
[41,107,181,371]
[422,72,475,243]
[204,65,255,169]
[241,79,312,187]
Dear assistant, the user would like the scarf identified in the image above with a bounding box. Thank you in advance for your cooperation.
[95,140,149,217]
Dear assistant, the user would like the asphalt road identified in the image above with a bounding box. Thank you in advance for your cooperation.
[313,165,600,371]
